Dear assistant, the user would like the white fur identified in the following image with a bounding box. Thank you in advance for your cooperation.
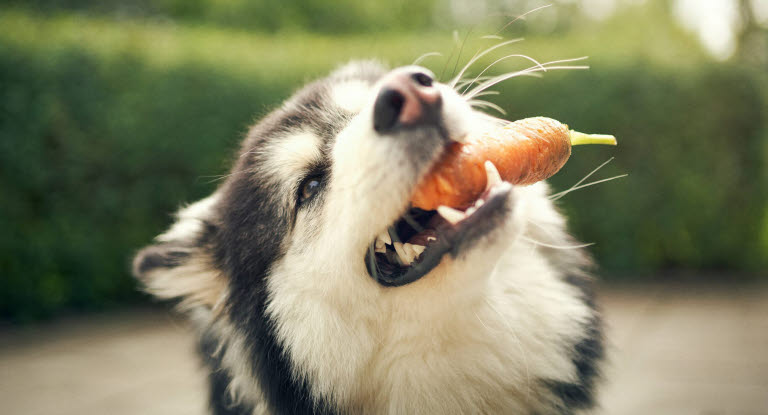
[140,194,228,313]
[259,131,324,182]
[158,193,220,244]
[331,80,373,113]
[266,183,593,414]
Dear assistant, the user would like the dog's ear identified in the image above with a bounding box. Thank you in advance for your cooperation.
[132,195,227,313]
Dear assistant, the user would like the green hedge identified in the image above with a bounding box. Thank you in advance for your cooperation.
[5,0,440,34]
[1,11,766,321]
[492,65,768,274]
[0,46,265,320]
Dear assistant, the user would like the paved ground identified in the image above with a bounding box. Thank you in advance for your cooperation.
[1,283,766,415]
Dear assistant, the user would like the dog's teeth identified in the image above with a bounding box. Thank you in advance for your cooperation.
[484,160,503,190]
[467,199,484,215]
[437,205,466,225]
[393,242,412,266]
[426,236,437,242]
[451,132,468,144]
[410,244,426,257]
[401,243,416,263]
[379,231,392,246]
[374,238,386,253]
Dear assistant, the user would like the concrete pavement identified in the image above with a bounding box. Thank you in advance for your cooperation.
[1,283,766,415]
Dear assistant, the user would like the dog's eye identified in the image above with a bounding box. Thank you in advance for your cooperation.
[298,175,323,204]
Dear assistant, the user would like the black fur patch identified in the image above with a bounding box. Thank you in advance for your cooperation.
[203,65,386,414]
[199,332,255,415]
[213,165,340,414]
[563,272,598,310]
[132,245,190,277]
[545,315,604,412]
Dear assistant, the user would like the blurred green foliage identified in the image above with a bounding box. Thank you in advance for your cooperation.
[1,5,766,321]
[6,0,440,33]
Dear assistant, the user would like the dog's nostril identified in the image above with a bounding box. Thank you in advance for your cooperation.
[373,88,405,133]
[387,89,405,110]
[411,72,433,87]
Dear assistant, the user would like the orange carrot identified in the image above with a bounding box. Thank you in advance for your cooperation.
[410,117,616,211]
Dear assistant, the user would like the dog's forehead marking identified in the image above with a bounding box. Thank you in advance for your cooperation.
[330,80,374,113]
[262,130,323,182]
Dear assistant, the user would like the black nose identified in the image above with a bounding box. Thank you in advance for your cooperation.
[373,67,441,134]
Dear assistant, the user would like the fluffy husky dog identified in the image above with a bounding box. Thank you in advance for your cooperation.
[133,61,604,415]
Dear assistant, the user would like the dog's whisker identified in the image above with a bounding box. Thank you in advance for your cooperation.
[494,4,553,35]
[439,30,462,81]
[549,157,615,200]
[198,173,236,184]
[449,38,525,88]
[449,28,474,82]
[476,112,510,127]
[455,75,495,91]
[461,53,547,95]
[468,100,507,115]
[524,219,561,240]
[465,59,589,99]
[467,90,499,99]
[516,72,545,79]
[464,56,589,98]
[550,174,629,201]
[473,311,492,331]
[413,51,442,66]
[521,237,595,250]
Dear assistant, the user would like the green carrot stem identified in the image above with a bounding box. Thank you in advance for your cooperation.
[569,130,617,146]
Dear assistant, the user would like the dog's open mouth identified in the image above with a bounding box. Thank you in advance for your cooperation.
[365,162,513,287]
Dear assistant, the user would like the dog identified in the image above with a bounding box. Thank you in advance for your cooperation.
[133,60,604,414]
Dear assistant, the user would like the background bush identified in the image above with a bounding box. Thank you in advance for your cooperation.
[1,3,766,321]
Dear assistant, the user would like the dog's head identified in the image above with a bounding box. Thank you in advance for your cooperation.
[133,61,597,413]
[134,60,525,309]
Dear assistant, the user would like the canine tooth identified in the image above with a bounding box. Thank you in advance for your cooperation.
[426,236,437,242]
[379,231,392,245]
[451,132,468,144]
[393,242,412,265]
[474,199,485,208]
[410,244,426,257]
[402,243,419,262]
[466,207,477,216]
[437,205,466,225]
[484,160,502,190]
[374,238,386,253]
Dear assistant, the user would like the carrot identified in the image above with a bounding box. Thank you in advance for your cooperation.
[410,117,616,211]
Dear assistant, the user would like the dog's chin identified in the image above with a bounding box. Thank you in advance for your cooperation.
[364,180,514,287]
